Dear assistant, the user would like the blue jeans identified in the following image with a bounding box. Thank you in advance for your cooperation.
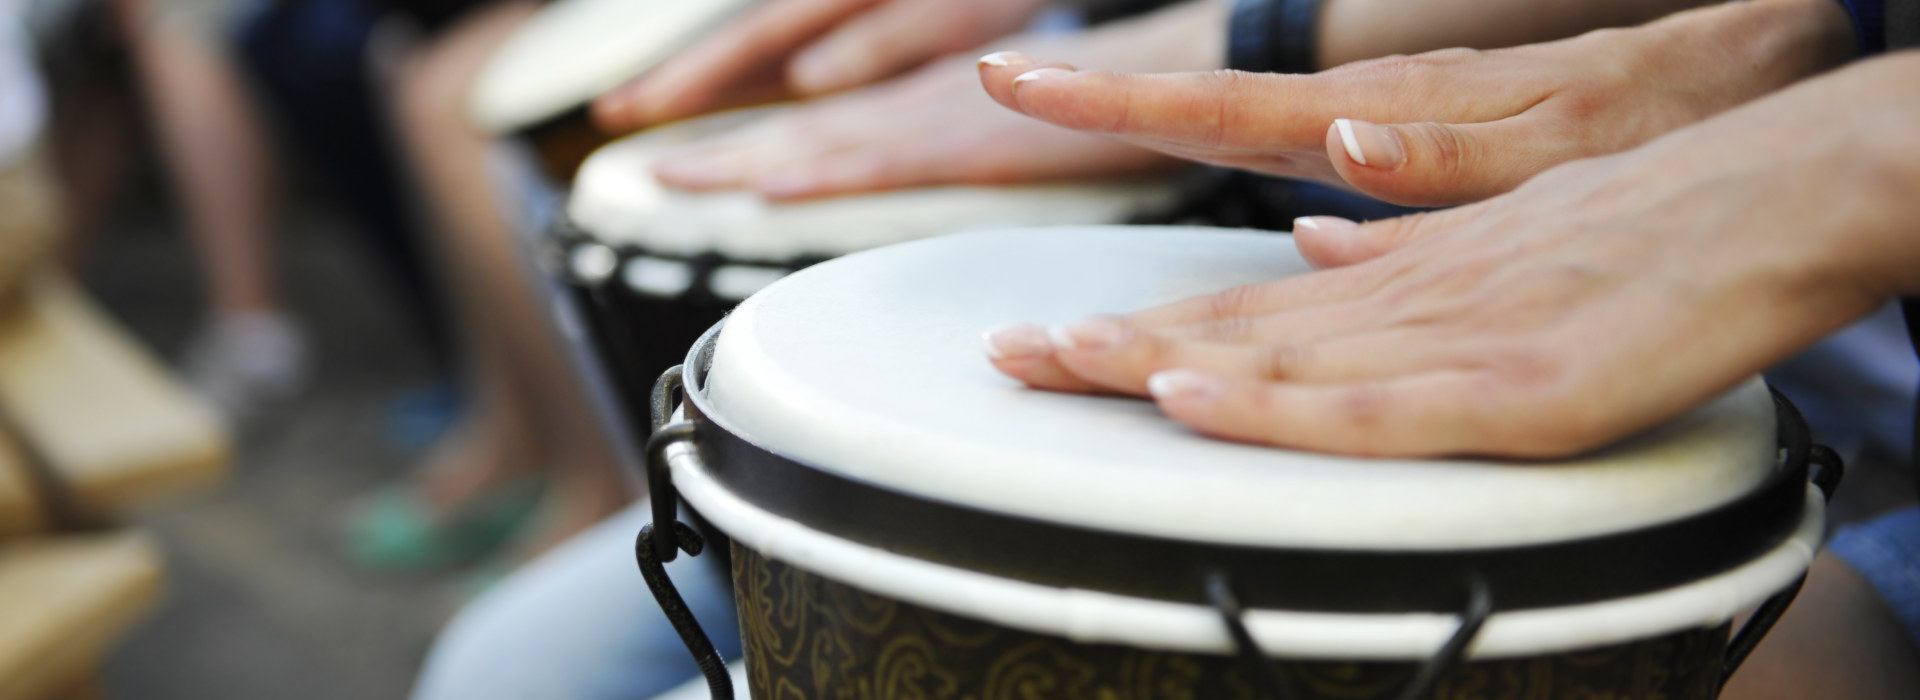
[411,502,742,700]
[1831,505,1920,649]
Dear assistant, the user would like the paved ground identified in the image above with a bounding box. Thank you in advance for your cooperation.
[78,187,465,700]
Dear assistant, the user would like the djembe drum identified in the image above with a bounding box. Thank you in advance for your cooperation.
[640,226,1839,699]
[468,0,757,179]
[546,111,1183,449]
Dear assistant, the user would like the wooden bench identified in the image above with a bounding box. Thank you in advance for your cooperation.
[0,275,229,529]
[0,531,163,700]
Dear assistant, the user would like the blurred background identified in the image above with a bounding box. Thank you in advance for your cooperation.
[4,0,508,696]
[83,173,454,698]
[3,0,1915,698]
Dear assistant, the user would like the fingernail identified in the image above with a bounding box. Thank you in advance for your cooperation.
[1293,216,1358,233]
[1334,118,1405,169]
[1012,68,1073,86]
[983,325,1053,360]
[979,51,1032,68]
[1048,318,1127,352]
[1148,370,1227,402]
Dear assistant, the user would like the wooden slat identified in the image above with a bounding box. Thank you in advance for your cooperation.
[0,151,59,305]
[0,276,229,519]
[0,430,46,538]
[0,531,163,700]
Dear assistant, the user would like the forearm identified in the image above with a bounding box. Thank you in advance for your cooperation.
[1813,51,1920,298]
[1318,0,1718,68]
[1618,0,1858,116]
[1630,48,1920,302]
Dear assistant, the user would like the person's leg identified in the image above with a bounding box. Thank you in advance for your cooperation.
[115,0,307,415]
[387,0,623,558]
[411,502,742,700]
[1722,509,1920,699]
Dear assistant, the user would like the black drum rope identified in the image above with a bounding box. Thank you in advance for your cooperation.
[638,365,733,698]
[1390,576,1492,700]
[1206,570,1491,700]
[650,364,685,435]
[645,422,697,561]
[1720,390,1845,689]
[1205,572,1301,700]
[636,522,734,700]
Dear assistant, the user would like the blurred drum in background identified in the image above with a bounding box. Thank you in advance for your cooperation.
[552,111,1182,428]
[470,0,1186,481]
[641,227,1840,699]
[467,0,757,181]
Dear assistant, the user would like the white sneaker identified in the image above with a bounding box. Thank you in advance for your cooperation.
[182,311,312,422]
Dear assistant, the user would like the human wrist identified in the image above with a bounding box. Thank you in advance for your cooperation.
[1649,0,1856,105]
[1749,52,1920,300]
[1832,55,1920,297]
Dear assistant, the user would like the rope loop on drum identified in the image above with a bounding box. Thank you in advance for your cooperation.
[1393,576,1492,700]
[646,420,698,562]
[1720,388,1845,689]
[1204,571,1299,700]
[1205,571,1491,700]
[1808,444,1844,503]
[652,364,685,434]
[636,522,734,700]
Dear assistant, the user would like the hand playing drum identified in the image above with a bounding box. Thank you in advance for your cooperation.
[640,227,1838,699]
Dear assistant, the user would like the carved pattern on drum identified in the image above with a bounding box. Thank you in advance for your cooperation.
[732,545,1728,700]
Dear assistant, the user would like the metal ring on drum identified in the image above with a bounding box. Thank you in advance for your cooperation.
[640,226,1840,700]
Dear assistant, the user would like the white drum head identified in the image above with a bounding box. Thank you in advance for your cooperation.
[565,109,1183,262]
[469,0,757,134]
[695,226,1779,550]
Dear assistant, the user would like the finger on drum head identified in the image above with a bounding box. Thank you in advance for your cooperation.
[983,324,1107,394]
[1060,327,1486,392]
[1123,266,1382,330]
[755,152,889,200]
[1152,298,1392,347]
[1150,370,1511,457]
[988,355,1108,394]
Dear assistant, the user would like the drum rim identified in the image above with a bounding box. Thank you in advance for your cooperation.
[561,117,1190,261]
[667,427,1823,660]
[468,0,755,134]
[680,288,1808,613]
[676,321,1821,655]
[690,227,1784,551]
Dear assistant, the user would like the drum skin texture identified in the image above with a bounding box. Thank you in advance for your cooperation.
[731,545,1729,700]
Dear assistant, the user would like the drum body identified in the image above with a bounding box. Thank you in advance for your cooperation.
[653,227,1830,699]
[729,546,1728,699]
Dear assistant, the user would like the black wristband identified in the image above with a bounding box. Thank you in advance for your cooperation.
[1228,0,1322,74]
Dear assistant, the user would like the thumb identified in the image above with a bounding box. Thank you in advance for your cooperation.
[1325,116,1567,208]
